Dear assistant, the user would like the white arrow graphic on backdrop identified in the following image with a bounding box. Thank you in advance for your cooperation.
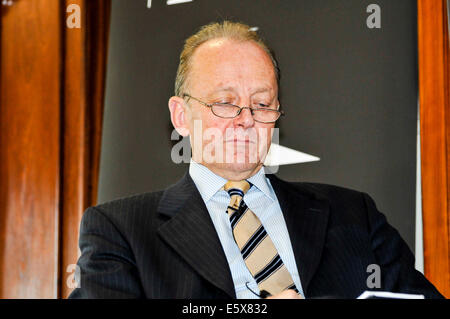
[264,143,320,166]
[147,0,194,7]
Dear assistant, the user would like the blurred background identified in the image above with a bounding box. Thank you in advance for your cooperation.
[0,0,448,298]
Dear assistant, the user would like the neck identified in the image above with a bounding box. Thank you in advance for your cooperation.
[196,161,264,181]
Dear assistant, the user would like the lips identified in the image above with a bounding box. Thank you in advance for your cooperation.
[223,128,260,144]
[225,138,255,144]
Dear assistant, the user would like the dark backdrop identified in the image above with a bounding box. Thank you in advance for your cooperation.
[98,0,418,251]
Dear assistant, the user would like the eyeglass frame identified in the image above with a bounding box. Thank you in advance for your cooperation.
[182,93,285,124]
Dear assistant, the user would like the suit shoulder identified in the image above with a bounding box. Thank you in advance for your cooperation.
[297,181,364,198]
[278,178,365,201]
[91,190,165,216]
[284,180,372,226]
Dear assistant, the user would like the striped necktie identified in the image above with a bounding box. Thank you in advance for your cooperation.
[224,180,299,297]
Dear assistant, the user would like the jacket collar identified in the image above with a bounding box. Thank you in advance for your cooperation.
[157,173,236,298]
[267,174,330,296]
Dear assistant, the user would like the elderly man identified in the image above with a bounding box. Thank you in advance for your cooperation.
[70,21,443,299]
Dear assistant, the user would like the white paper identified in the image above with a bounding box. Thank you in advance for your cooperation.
[357,291,425,299]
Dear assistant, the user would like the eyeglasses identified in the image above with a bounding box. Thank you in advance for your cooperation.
[182,94,284,123]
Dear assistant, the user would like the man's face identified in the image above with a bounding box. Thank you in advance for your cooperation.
[183,38,278,178]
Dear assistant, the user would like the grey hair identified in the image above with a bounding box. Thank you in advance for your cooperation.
[174,20,280,97]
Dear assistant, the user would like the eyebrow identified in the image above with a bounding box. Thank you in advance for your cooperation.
[207,86,273,97]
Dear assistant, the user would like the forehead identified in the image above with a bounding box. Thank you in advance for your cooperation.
[187,38,277,95]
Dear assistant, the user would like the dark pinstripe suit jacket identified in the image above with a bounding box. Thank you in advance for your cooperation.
[69,173,443,299]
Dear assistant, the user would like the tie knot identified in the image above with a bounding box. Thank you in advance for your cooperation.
[224,180,251,197]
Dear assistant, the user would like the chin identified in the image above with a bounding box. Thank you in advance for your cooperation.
[216,161,262,176]
[198,146,269,178]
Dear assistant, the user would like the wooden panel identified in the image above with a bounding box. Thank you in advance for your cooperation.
[418,0,450,298]
[59,0,88,299]
[0,0,62,298]
[85,0,110,208]
[59,0,110,298]
[0,0,110,298]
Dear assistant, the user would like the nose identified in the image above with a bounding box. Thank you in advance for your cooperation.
[233,107,255,128]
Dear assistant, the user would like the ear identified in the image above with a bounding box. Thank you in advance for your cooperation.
[168,96,190,137]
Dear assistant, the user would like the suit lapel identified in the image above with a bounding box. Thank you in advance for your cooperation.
[267,174,330,296]
[157,173,235,298]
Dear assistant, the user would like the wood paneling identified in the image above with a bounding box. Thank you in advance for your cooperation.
[60,0,88,299]
[60,0,110,298]
[418,0,450,298]
[0,0,110,298]
[0,0,62,298]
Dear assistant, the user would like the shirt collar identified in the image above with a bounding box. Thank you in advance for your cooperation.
[189,159,275,202]
[189,159,227,203]
[247,166,276,201]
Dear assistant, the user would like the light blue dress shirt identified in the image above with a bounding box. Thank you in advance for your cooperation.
[189,160,305,299]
